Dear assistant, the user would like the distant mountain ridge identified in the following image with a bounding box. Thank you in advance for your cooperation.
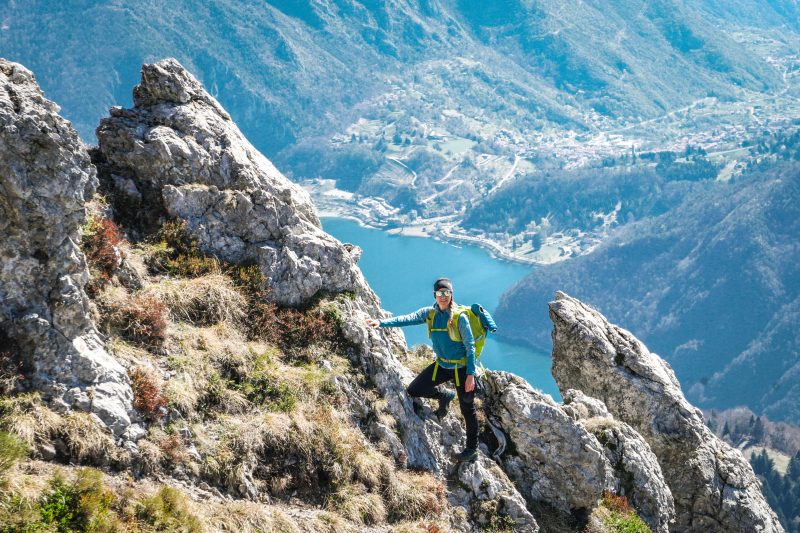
[2,0,794,161]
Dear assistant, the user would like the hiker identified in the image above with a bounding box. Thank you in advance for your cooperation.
[365,277,480,462]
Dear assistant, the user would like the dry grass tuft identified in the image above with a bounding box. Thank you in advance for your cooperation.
[328,483,387,526]
[105,337,152,368]
[385,470,447,522]
[583,416,620,434]
[137,438,165,476]
[134,427,193,476]
[142,274,246,326]
[200,414,269,494]
[352,447,393,491]
[100,291,168,348]
[164,372,202,416]
[0,393,61,448]
[390,521,449,533]
[58,412,117,465]
[198,499,353,533]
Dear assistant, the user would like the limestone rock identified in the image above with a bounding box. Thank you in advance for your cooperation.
[95,59,359,306]
[549,291,783,532]
[454,456,539,532]
[0,59,134,436]
[481,371,614,514]
[562,389,675,532]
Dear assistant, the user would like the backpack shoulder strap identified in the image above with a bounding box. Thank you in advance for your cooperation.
[426,308,436,338]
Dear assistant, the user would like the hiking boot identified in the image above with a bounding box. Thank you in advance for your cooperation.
[453,447,479,462]
[434,390,455,418]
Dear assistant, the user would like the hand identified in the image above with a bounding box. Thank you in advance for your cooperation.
[465,374,475,393]
[365,318,380,329]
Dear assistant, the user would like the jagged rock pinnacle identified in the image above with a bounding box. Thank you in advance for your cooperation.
[549,291,783,532]
[95,58,359,306]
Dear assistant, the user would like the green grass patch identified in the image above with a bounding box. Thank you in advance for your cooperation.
[136,486,202,532]
[600,492,651,533]
[0,431,26,480]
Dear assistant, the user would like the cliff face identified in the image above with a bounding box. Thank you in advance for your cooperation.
[0,57,785,532]
[550,291,783,532]
[0,59,135,438]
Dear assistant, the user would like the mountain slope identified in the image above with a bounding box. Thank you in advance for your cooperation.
[496,161,800,422]
[1,1,790,169]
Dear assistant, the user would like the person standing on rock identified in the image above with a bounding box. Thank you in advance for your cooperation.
[366,277,480,462]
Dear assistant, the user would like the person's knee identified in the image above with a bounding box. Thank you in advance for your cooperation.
[406,383,420,398]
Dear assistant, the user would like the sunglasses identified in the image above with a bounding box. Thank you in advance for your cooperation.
[434,289,452,297]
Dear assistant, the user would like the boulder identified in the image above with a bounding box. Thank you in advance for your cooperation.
[482,371,614,514]
[549,291,783,532]
[0,59,134,437]
[454,456,539,532]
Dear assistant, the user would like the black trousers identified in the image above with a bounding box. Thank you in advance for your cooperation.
[406,362,479,450]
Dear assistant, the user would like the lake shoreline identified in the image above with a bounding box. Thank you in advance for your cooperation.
[307,179,580,267]
[321,216,561,399]
[318,205,546,267]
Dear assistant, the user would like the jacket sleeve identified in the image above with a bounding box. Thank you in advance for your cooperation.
[458,313,477,375]
[379,307,431,328]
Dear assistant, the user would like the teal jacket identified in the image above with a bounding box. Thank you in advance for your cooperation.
[379,304,477,375]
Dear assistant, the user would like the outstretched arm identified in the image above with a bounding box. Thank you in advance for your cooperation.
[365,307,432,329]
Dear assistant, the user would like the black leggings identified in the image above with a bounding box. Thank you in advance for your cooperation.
[406,362,479,450]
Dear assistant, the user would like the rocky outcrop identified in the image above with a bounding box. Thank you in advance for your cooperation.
[94,58,360,307]
[561,389,674,532]
[483,371,674,532]
[482,372,613,513]
[0,59,135,437]
[453,457,539,532]
[549,291,783,532]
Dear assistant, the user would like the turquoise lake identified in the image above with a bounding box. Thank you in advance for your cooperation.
[322,217,561,400]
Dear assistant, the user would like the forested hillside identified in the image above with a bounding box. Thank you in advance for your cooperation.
[496,137,800,423]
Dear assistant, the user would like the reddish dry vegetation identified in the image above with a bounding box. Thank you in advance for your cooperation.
[601,491,633,514]
[128,367,168,421]
[82,216,125,295]
[109,296,168,348]
[229,264,347,360]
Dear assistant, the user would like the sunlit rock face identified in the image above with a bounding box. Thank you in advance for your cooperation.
[0,59,134,437]
[94,58,362,307]
[550,291,784,533]
[482,371,674,532]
